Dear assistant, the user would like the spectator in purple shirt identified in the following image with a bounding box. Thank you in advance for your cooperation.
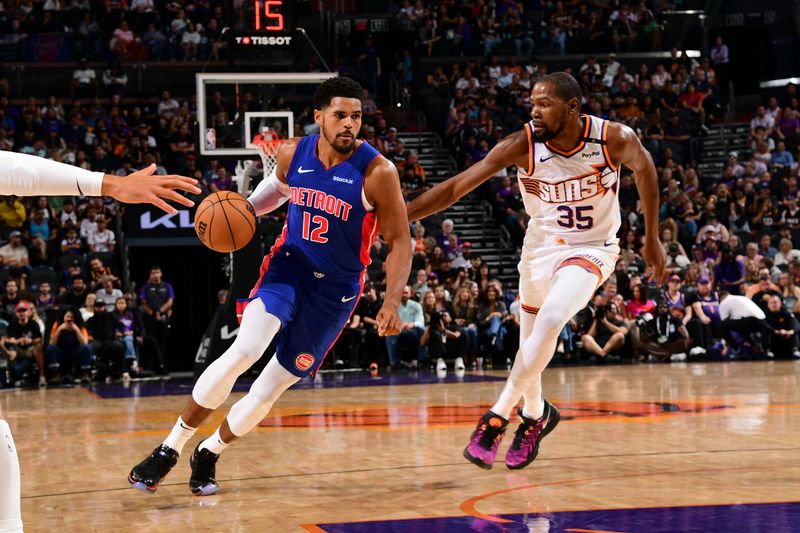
[209,165,235,192]
[778,108,800,149]
[139,265,174,372]
[714,245,746,295]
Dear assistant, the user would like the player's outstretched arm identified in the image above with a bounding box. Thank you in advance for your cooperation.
[406,129,529,222]
[368,158,412,337]
[607,122,666,282]
[102,165,201,214]
[0,150,200,214]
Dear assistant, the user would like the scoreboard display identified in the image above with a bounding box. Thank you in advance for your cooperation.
[230,0,295,49]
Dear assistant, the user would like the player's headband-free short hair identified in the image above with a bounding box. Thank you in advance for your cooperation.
[538,72,583,105]
[313,77,364,111]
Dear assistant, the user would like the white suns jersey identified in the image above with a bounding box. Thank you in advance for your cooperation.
[517,115,621,248]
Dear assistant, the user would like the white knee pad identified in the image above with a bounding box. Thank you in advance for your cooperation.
[192,299,281,409]
[226,356,299,437]
[0,420,23,533]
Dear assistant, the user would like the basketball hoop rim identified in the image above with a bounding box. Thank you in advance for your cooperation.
[253,139,283,157]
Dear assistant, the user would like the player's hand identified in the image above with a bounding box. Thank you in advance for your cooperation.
[376,305,401,336]
[102,164,202,215]
[641,238,667,285]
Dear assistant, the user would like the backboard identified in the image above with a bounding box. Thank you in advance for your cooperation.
[196,72,337,159]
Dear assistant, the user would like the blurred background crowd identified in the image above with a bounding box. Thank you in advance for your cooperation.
[1,0,799,387]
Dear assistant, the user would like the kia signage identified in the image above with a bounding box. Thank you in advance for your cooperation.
[123,203,200,243]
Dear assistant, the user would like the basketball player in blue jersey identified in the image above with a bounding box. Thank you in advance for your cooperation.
[128,77,412,496]
[408,72,666,470]
[0,154,199,533]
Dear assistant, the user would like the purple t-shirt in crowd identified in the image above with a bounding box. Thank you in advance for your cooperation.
[714,259,745,295]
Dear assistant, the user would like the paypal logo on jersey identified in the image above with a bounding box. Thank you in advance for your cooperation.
[332,175,354,185]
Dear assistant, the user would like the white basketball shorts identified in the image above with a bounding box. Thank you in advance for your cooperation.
[517,241,620,314]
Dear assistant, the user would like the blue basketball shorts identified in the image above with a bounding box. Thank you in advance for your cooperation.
[237,247,363,377]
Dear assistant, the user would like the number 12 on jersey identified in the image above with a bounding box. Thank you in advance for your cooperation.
[556,205,594,229]
[302,212,329,243]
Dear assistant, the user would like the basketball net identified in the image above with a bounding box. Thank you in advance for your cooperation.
[253,138,282,177]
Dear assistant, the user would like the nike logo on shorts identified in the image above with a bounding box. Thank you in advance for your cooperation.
[341,295,357,303]
[298,166,314,174]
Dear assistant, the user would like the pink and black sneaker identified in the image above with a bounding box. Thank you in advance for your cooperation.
[505,400,560,470]
[463,411,508,470]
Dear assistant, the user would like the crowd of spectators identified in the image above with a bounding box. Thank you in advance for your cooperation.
[0,1,680,65]
[0,83,191,386]
[3,2,799,376]
[0,1,229,63]
[396,0,672,58]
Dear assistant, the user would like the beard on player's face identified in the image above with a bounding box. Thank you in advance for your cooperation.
[531,115,567,143]
[322,119,357,154]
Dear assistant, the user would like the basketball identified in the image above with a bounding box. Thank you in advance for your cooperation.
[194,191,257,253]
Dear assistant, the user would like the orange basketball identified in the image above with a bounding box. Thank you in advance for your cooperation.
[194,191,257,252]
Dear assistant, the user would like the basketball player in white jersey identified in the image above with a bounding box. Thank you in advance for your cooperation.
[0,150,200,533]
[407,72,665,470]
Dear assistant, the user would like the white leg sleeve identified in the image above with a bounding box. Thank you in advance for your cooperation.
[225,355,300,437]
[0,420,23,533]
[492,266,599,420]
[491,305,536,419]
[192,298,281,409]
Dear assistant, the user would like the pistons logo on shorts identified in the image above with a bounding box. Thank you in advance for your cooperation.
[294,353,316,372]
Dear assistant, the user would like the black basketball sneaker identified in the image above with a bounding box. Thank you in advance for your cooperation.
[189,444,220,496]
[128,445,179,493]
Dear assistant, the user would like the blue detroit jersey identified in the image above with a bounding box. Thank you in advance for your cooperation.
[279,134,380,276]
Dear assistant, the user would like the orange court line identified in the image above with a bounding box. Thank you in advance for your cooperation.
[299,524,328,533]
[77,398,767,441]
[459,463,798,524]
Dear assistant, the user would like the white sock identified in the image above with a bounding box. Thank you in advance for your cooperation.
[0,420,23,533]
[199,428,230,455]
[522,374,546,420]
[162,417,197,455]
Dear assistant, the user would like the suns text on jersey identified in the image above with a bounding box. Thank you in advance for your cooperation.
[289,186,353,221]
[519,171,608,204]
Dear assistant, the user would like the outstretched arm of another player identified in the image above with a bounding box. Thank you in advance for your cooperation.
[102,165,200,214]
[607,123,666,283]
[0,150,200,214]
[406,130,529,221]
[368,158,412,336]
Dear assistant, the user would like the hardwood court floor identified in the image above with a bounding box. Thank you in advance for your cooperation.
[3,361,800,532]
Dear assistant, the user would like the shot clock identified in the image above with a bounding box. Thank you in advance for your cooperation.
[231,0,295,48]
